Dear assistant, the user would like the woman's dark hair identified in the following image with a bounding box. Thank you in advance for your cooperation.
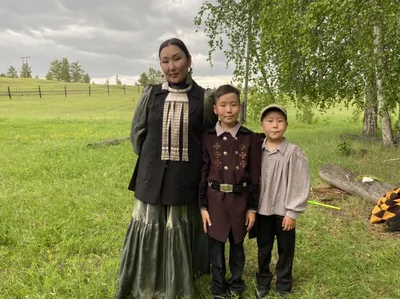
[214,84,241,104]
[159,38,191,60]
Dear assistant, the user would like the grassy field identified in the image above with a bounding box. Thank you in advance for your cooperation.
[1,78,400,299]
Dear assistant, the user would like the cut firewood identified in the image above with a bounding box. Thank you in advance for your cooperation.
[319,163,396,203]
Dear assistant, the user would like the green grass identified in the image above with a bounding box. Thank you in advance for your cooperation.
[1,78,400,298]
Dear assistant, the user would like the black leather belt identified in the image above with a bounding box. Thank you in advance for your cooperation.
[208,182,250,193]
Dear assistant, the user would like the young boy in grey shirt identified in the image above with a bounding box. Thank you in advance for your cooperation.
[254,104,310,298]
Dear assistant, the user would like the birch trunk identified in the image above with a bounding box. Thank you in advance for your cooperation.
[374,24,395,146]
[363,79,378,136]
[381,110,395,146]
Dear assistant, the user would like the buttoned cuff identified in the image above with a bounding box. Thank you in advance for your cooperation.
[286,210,299,220]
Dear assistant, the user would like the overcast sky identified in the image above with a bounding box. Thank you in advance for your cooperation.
[0,0,233,87]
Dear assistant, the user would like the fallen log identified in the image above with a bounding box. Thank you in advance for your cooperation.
[87,137,129,147]
[319,163,396,203]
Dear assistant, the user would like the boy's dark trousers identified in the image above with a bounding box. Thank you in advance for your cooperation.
[209,230,245,297]
[256,214,295,294]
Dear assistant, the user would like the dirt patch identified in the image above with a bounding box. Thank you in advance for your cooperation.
[310,185,349,201]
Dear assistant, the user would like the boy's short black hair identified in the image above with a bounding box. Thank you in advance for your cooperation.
[214,84,240,104]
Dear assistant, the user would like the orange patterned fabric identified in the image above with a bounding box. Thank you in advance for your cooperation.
[370,188,400,223]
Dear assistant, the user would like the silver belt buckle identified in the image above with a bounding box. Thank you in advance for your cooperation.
[220,184,233,193]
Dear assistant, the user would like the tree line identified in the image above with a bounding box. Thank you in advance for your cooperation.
[0,58,90,83]
[135,68,163,86]
[195,0,400,146]
[1,63,162,87]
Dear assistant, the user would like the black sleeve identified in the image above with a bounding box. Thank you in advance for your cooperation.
[247,133,262,211]
[199,134,210,209]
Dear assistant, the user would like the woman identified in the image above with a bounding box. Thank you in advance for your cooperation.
[117,38,217,299]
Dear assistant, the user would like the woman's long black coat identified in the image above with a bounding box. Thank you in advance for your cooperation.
[128,80,217,206]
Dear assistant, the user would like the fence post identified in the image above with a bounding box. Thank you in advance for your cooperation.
[123,84,126,95]
[7,86,11,99]
[107,83,110,95]
[64,85,67,97]
[89,85,91,96]
[38,86,42,98]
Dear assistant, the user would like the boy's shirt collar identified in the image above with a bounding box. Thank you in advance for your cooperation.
[262,137,288,153]
[215,121,241,137]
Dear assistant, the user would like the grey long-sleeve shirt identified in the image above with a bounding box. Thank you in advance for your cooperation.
[258,138,311,219]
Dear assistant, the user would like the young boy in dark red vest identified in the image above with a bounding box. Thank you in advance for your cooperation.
[199,84,261,299]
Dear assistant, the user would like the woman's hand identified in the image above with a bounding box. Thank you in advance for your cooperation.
[200,209,212,233]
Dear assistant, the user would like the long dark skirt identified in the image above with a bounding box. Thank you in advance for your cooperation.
[116,199,210,299]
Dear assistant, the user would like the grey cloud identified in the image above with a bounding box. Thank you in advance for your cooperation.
[0,0,233,82]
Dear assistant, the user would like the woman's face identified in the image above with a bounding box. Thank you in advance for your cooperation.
[159,45,191,84]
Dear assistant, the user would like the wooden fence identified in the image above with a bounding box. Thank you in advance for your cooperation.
[0,84,143,99]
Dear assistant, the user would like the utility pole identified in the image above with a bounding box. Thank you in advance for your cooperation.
[20,56,31,78]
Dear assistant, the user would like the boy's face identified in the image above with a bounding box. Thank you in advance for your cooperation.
[213,92,240,127]
[260,110,288,141]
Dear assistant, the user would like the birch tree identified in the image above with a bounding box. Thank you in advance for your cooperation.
[195,0,400,145]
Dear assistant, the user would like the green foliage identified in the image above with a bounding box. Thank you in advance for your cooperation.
[295,100,316,125]
[137,72,148,86]
[45,72,53,80]
[46,59,61,81]
[195,0,274,99]
[6,65,18,78]
[83,73,90,84]
[60,58,71,82]
[195,0,400,145]
[0,73,6,77]
[20,63,32,78]
[69,61,84,83]
[337,137,352,156]
[350,107,363,124]
[137,68,163,86]
[246,87,274,123]
[46,58,90,83]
